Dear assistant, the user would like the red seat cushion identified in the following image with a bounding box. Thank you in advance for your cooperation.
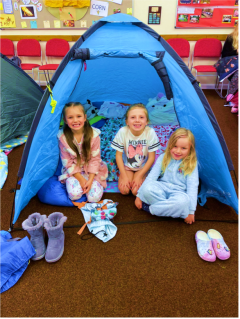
[39,64,59,70]
[21,63,41,70]
[193,65,217,72]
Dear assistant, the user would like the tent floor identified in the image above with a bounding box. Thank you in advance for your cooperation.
[1,90,238,317]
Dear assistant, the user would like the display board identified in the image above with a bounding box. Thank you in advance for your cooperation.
[0,0,133,30]
[176,0,238,28]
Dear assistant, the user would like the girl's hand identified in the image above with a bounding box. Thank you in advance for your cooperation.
[83,179,93,194]
[132,172,144,190]
[120,176,131,189]
[135,197,142,209]
[79,177,87,190]
[184,214,195,225]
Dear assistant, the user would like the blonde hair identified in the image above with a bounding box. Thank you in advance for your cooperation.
[229,22,238,51]
[62,102,93,165]
[125,103,149,122]
[162,128,197,176]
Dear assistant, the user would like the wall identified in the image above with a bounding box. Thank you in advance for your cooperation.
[1,0,233,87]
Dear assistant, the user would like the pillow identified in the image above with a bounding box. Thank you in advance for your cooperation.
[98,101,129,118]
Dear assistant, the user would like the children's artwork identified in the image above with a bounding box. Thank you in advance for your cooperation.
[180,0,191,3]
[43,20,50,28]
[201,8,213,18]
[113,8,121,14]
[63,20,75,27]
[107,0,122,4]
[21,21,27,28]
[31,0,38,4]
[192,0,200,3]
[0,14,16,27]
[80,20,87,27]
[235,0,238,5]
[0,3,3,10]
[233,9,238,18]
[90,0,109,17]
[234,19,238,25]
[14,2,18,10]
[189,15,200,23]
[54,20,61,28]
[19,5,37,19]
[200,0,210,3]
[148,6,161,25]
[178,14,188,22]
[30,20,37,28]
[127,7,132,15]
[222,15,232,23]
[3,0,13,14]
[22,0,30,4]
[36,3,42,11]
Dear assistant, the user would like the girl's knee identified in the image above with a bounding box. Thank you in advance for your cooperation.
[120,188,130,195]
[87,182,104,202]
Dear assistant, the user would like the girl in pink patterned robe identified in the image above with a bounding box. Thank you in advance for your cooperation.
[57,102,108,202]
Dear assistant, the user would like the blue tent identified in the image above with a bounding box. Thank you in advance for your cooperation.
[12,14,238,227]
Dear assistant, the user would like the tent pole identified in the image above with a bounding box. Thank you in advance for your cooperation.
[9,176,20,232]
[233,170,238,188]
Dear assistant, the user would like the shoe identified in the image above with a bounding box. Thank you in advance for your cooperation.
[195,231,216,262]
[231,106,238,113]
[142,201,150,213]
[44,212,67,263]
[22,213,47,261]
[207,229,230,260]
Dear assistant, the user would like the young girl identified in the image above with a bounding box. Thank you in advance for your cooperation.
[111,103,160,196]
[135,128,199,225]
[57,102,108,202]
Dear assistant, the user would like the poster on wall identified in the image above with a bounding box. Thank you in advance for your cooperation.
[19,5,37,19]
[148,6,161,24]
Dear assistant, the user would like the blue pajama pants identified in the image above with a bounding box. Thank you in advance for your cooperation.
[138,181,190,219]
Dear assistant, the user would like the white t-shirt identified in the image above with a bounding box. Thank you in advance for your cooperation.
[111,126,160,171]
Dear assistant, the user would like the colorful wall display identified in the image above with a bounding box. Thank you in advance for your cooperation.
[176,0,238,27]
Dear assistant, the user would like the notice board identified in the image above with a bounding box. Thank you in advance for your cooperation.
[175,0,238,28]
[0,0,133,30]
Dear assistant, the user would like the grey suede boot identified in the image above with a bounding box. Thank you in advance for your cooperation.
[44,212,67,263]
[22,213,47,261]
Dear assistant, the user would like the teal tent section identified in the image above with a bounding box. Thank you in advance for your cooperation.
[0,54,44,144]
[12,14,238,225]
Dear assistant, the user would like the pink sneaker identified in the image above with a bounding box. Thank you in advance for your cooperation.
[195,231,216,262]
[231,106,238,114]
[207,229,230,260]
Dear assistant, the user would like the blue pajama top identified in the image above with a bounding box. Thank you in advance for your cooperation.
[137,153,199,213]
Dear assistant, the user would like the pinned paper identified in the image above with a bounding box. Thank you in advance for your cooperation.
[21,21,27,28]
[107,0,122,4]
[3,0,13,14]
[177,7,195,14]
[54,20,61,28]
[90,0,109,17]
[80,20,87,27]
[127,7,132,15]
[0,3,3,10]
[14,2,18,10]
[30,20,37,28]
[43,20,50,28]
[0,14,16,27]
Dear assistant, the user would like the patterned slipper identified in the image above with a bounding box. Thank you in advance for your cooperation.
[195,231,216,262]
[207,229,230,260]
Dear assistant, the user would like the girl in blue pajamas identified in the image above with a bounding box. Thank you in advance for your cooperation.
[135,128,199,225]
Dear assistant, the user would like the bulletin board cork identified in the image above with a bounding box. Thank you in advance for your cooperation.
[0,0,133,30]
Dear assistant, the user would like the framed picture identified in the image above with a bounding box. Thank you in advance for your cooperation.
[148,6,161,25]
[222,15,232,23]
[189,15,200,23]
[178,14,188,22]
[201,8,213,18]
[234,19,238,26]
[19,5,37,19]
[233,9,238,18]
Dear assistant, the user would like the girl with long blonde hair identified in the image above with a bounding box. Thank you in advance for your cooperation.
[135,128,199,225]
[57,102,108,202]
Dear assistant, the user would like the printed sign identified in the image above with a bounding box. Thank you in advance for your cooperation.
[90,0,109,17]
[107,0,122,4]
[2,0,13,14]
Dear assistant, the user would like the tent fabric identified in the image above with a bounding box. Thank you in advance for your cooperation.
[12,13,238,225]
[0,230,35,293]
[0,54,44,144]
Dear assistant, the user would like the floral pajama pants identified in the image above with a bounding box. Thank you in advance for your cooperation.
[66,175,104,202]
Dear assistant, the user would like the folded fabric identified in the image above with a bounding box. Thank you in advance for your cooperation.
[0,152,8,190]
[207,229,230,260]
[1,230,36,293]
[195,230,216,262]
[98,101,129,118]
[73,199,118,243]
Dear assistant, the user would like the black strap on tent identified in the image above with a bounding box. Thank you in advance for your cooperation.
[71,48,90,61]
